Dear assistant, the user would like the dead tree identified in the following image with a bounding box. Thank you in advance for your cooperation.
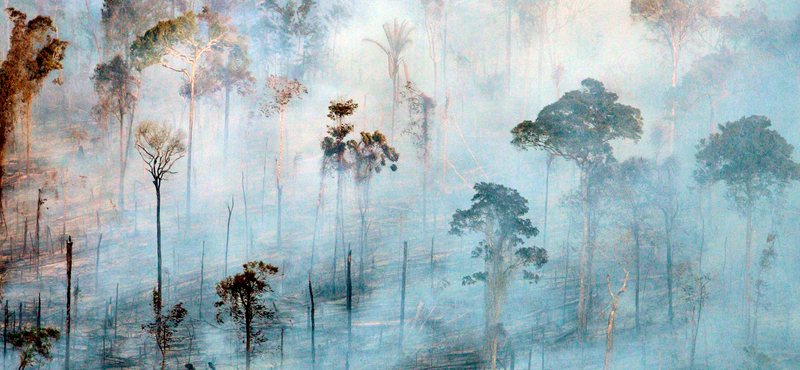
[224,197,234,277]
[399,242,408,353]
[604,269,629,370]
[65,236,73,370]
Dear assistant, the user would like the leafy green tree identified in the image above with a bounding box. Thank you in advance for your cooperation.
[349,130,399,288]
[364,19,414,139]
[130,6,233,225]
[215,261,280,370]
[511,78,643,336]
[142,288,187,370]
[8,327,60,370]
[694,115,799,343]
[401,81,435,236]
[631,0,716,151]
[450,182,546,370]
[320,98,357,294]
[678,48,737,134]
[92,55,138,214]
[0,8,68,176]
[261,76,307,249]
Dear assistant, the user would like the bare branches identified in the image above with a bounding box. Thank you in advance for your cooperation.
[134,121,187,187]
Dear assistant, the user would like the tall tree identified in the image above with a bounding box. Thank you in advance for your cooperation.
[261,0,326,77]
[261,76,307,249]
[694,115,799,344]
[0,8,68,178]
[215,261,279,370]
[613,157,654,334]
[631,0,716,151]
[401,81,435,237]
[511,78,643,337]
[134,121,186,317]
[130,6,232,227]
[320,98,357,294]
[450,182,547,370]
[350,130,399,288]
[364,19,414,139]
[92,55,138,214]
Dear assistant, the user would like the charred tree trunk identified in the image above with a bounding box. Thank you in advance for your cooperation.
[346,248,353,370]
[309,272,316,369]
[224,198,233,277]
[199,241,205,320]
[577,170,590,338]
[224,87,230,162]
[65,236,73,370]
[604,271,629,370]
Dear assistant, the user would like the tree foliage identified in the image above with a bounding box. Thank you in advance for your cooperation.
[142,288,187,370]
[261,0,326,76]
[694,115,800,214]
[215,261,280,349]
[450,182,547,285]
[8,327,60,370]
[511,78,643,171]
[92,55,137,126]
[321,99,358,176]
[135,121,187,188]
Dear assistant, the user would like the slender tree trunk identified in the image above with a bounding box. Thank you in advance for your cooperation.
[577,169,590,337]
[311,174,324,276]
[25,99,31,175]
[119,111,125,214]
[744,198,753,342]
[604,272,629,370]
[225,200,233,277]
[399,242,408,353]
[276,110,285,249]
[309,272,316,369]
[543,156,552,250]
[245,312,251,370]
[666,224,673,324]
[346,249,353,370]
[65,236,72,370]
[155,184,163,310]
[634,222,641,334]
[333,171,344,295]
[690,298,704,369]
[186,69,196,229]
[199,241,205,319]
[506,2,511,93]
[224,87,230,162]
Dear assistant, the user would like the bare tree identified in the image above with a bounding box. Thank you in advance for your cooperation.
[135,120,186,314]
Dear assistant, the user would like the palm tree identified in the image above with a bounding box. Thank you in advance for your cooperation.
[364,19,415,139]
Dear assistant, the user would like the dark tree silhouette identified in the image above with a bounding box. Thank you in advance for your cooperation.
[215,261,279,370]
[511,78,643,337]
[135,121,186,313]
[450,182,547,370]
[694,115,800,343]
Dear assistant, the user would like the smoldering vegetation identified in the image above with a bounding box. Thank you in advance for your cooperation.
[0,0,800,369]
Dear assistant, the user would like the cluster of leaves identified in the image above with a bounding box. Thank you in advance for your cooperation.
[321,99,358,175]
[694,115,800,214]
[101,0,168,56]
[8,327,60,370]
[630,0,716,39]
[511,78,643,171]
[91,55,137,125]
[142,288,188,363]
[450,182,547,285]
[129,10,198,71]
[215,261,280,347]
[350,131,400,184]
[260,76,308,117]
[364,19,415,84]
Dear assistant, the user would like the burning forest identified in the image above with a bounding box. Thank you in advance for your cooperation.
[1,0,800,369]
